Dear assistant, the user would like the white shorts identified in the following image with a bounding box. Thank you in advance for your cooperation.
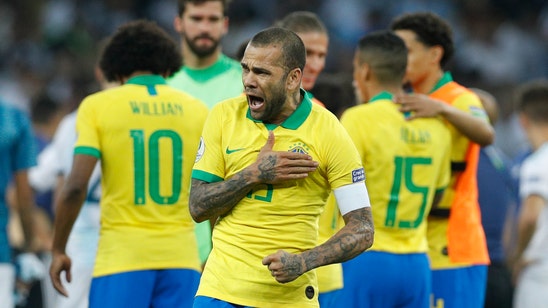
[514,260,548,308]
[0,264,15,308]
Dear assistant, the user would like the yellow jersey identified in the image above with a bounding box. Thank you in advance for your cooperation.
[192,90,365,307]
[75,75,208,276]
[341,92,451,253]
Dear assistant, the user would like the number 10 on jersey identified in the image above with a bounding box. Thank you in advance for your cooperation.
[130,129,183,205]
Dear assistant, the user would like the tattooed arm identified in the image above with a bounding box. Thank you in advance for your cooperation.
[262,207,374,283]
[263,207,374,283]
[189,131,319,222]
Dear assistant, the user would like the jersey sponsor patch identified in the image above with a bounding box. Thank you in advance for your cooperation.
[469,106,487,118]
[352,168,365,183]
[195,137,205,162]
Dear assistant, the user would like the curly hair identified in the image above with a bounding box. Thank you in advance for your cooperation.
[390,12,454,68]
[99,20,181,82]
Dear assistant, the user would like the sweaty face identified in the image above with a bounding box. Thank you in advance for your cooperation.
[179,2,227,58]
[394,30,433,90]
[241,45,290,124]
[297,31,328,90]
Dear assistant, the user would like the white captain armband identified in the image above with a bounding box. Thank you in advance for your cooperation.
[334,182,371,216]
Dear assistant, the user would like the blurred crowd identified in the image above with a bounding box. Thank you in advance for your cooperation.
[0,0,547,306]
[1,0,547,159]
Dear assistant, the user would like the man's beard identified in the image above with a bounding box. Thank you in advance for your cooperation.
[184,34,219,58]
[256,81,287,123]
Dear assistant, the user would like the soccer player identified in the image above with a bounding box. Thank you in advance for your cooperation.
[169,0,243,265]
[512,79,548,308]
[0,100,39,308]
[190,27,374,308]
[276,11,328,106]
[338,30,451,308]
[391,12,494,308]
[170,0,242,108]
[49,20,208,307]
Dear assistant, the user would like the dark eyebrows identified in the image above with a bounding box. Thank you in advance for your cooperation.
[240,62,271,75]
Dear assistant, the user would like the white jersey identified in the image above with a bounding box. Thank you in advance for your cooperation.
[520,142,548,263]
[31,111,100,308]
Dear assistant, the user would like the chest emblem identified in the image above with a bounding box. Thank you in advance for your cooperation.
[289,142,310,155]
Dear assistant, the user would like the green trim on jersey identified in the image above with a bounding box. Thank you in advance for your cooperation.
[245,89,312,130]
[74,146,101,158]
[126,74,167,86]
[192,169,224,183]
[430,72,453,93]
[370,91,394,103]
[182,54,238,82]
[168,54,243,108]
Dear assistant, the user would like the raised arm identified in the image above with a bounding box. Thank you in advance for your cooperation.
[395,93,495,146]
[189,131,319,222]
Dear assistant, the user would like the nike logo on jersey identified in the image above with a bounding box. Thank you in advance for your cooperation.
[226,147,245,154]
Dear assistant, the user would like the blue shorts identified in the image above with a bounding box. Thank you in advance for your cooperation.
[89,269,200,308]
[318,288,342,308]
[431,265,487,308]
[194,296,252,308]
[340,251,431,308]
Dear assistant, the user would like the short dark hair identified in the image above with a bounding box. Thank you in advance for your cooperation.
[30,91,62,124]
[356,30,408,85]
[248,27,306,72]
[275,11,327,35]
[516,79,548,123]
[177,0,229,16]
[390,12,454,68]
[99,20,181,82]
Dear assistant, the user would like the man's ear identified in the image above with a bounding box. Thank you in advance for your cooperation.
[222,16,229,36]
[174,16,183,33]
[518,112,530,130]
[361,63,371,82]
[430,45,444,65]
[286,68,303,91]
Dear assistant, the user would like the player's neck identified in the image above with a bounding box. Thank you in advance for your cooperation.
[413,69,444,94]
[183,47,221,69]
[370,83,404,98]
[529,126,548,151]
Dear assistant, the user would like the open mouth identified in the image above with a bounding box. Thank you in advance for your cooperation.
[247,95,265,111]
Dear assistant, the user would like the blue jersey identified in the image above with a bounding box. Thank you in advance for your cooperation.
[0,102,37,262]
[477,146,516,262]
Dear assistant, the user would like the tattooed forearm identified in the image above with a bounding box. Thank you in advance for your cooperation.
[281,253,303,277]
[189,170,258,222]
[301,207,374,273]
[257,155,277,182]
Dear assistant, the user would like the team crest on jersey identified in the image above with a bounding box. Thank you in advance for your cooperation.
[288,142,310,154]
[195,137,205,162]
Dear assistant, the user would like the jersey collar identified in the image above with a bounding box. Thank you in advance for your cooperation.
[369,91,393,103]
[182,54,232,81]
[126,74,167,86]
[430,72,453,93]
[246,88,312,130]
